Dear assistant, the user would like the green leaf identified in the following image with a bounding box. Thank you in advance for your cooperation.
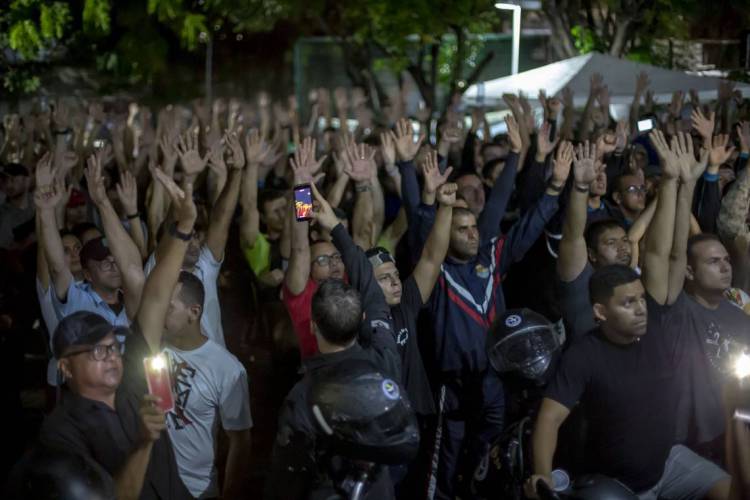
[181,12,208,50]
[83,0,111,34]
[9,20,43,59]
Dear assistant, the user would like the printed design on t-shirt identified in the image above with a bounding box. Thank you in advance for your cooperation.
[396,328,409,346]
[167,354,197,430]
[704,321,736,374]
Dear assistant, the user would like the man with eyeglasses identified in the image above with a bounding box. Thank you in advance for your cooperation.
[284,143,346,359]
[612,172,647,228]
[39,154,145,330]
[38,173,198,500]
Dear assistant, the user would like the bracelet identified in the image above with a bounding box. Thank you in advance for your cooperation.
[547,181,564,193]
[126,212,140,220]
[703,171,719,182]
[169,223,193,242]
[574,183,590,193]
[355,183,371,193]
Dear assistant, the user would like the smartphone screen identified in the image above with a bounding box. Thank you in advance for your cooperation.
[293,184,313,221]
[637,118,655,133]
[144,354,175,413]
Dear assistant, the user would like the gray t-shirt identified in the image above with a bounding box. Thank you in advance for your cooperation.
[557,262,596,341]
[650,291,750,445]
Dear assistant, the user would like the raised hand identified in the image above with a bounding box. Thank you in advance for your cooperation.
[159,134,179,174]
[116,170,139,216]
[551,141,574,186]
[674,132,707,183]
[206,140,228,179]
[334,87,349,113]
[596,130,617,156]
[504,114,522,154]
[708,134,735,168]
[309,182,339,233]
[244,128,272,165]
[635,71,650,96]
[421,151,453,195]
[572,141,598,187]
[691,107,715,144]
[535,121,559,160]
[614,120,629,152]
[290,137,324,184]
[668,90,685,118]
[35,152,56,190]
[152,167,196,230]
[177,128,207,178]
[589,72,604,97]
[390,118,425,162]
[380,131,396,167]
[225,131,245,170]
[343,142,376,183]
[84,154,109,206]
[561,87,574,109]
[436,182,458,206]
[649,129,679,180]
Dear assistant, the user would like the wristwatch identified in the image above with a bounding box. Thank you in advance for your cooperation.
[169,223,193,242]
[546,180,564,193]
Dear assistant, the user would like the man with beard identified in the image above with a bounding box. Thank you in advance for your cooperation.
[557,142,634,340]
[428,118,570,499]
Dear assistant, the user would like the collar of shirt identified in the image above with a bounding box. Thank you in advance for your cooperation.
[302,344,367,373]
[80,282,124,309]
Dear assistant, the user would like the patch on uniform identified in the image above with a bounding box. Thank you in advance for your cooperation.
[475,264,490,279]
[396,328,409,346]
[381,379,400,400]
[505,314,521,328]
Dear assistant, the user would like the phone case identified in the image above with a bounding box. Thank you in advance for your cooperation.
[294,184,313,221]
[144,355,175,413]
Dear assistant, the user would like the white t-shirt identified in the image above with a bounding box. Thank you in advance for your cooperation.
[163,339,252,498]
[144,245,225,346]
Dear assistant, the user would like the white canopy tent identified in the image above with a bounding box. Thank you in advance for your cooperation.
[464,52,750,121]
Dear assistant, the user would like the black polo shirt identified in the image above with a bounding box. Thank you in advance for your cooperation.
[39,326,192,500]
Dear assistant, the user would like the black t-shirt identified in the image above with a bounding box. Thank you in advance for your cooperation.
[39,326,192,500]
[650,291,750,445]
[544,309,681,493]
[390,277,435,415]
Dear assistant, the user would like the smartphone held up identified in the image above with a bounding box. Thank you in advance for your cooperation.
[144,354,175,413]
[294,184,313,222]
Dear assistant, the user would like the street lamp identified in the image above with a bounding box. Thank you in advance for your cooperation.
[495,2,521,75]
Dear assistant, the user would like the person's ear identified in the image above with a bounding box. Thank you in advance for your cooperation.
[82,267,93,282]
[587,246,598,266]
[58,358,73,380]
[685,263,695,282]
[612,191,622,205]
[188,304,202,323]
[592,303,607,323]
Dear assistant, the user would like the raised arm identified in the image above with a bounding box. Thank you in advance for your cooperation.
[344,142,378,248]
[136,172,196,352]
[629,72,650,132]
[642,130,681,304]
[478,115,522,243]
[34,153,73,300]
[557,141,595,282]
[85,154,145,320]
[413,182,457,303]
[284,138,319,295]
[392,118,425,218]
[667,136,709,304]
[205,131,245,261]
[693,134,734,233]
[116,170,147,260]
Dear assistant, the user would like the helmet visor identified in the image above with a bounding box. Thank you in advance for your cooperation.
[489,326,560,373]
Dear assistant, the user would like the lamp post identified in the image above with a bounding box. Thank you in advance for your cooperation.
[495,2,521,75]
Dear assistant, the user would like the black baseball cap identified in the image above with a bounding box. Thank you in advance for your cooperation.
[79,236,111,268]
[0,163,29,177]
[365,247,395,268]
[52,311,128,359]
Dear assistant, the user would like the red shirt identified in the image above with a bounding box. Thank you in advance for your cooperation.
[282,279,319,359]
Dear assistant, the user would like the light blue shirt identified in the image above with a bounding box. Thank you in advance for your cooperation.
[52,281,130,328]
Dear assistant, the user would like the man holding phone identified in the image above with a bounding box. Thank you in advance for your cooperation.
[38,173,197,500]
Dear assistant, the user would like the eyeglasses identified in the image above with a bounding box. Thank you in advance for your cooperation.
[313,253,342,267]
[64,341,124,361]
[94,257,117,271]
[624,185,647,195]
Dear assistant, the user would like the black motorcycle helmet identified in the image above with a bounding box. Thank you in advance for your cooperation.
[569,474,638,500]
[309,358,420,465]
[486,308,564,381]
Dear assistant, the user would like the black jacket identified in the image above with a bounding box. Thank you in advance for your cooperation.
[265,224,402,500]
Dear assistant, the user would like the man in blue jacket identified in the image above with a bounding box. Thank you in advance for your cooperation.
[427,117,573,500]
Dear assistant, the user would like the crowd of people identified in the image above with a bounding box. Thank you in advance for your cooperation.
[1,71,750,500]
